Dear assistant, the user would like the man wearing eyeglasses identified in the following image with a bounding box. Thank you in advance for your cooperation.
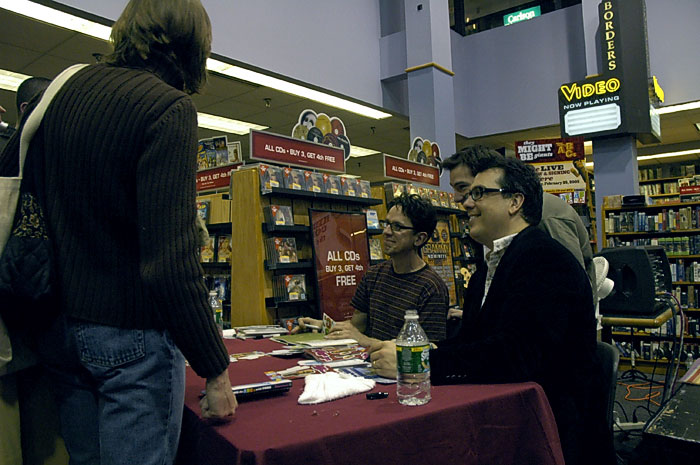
[369,155,612,464]
[441,145,597,322]
[296,194,449,346]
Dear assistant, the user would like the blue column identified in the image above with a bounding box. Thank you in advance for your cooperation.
[581,0,640,249]
[593,135,639,247]
[404,0,456,190]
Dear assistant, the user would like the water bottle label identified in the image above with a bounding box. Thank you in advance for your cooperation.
[396,345,430,374]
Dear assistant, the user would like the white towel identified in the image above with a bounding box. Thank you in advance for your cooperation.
[298,371,375,404]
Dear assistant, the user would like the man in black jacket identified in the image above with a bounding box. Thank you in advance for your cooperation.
[370,155,613,464]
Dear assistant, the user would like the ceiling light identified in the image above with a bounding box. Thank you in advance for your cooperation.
[637,148,700,161]
[585,148,700,167]
[655,100,700,115]
[197,113,267,135]
[0,0,111,40]
[1,1,394,121]
[0,69,31,91]
[349,146,381,158]
[207,58,392,120]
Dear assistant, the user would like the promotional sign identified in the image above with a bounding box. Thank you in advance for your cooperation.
[515,137,587,203]
[291,109,352,161]
[407,137,442,171]
[196,164,240,192]
[384,154,440,187]
[309,210,371,322]
[250,130,345,173]
[422,220,457,306]
[557,0,660,143]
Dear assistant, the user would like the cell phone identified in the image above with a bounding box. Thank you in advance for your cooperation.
[366,392,389,400]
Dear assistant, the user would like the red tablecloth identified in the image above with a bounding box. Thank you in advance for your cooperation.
[177,338,564,465]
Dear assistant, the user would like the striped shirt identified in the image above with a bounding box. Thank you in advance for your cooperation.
[351,261,449,342]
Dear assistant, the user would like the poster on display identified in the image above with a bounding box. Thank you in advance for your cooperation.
[407,137,442,172]
[422,220,457,306]
[515,137,588,204]
[291,109,352,161]
[309,210,370,322]
[227,141,242,164]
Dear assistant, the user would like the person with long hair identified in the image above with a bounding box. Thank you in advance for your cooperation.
[0,1,237,463]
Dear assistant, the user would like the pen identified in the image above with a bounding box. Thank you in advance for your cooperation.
[305,324,321,331]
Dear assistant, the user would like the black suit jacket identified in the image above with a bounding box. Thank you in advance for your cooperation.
[431,226,612,464]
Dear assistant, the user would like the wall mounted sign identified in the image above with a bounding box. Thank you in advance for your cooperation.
[250,129,345,173]
[309,210,370,322]
[516,137,587,203]
[291,109,351,161]
[557,0,660,143]
[503,6,541,26]
[384,154,440,186]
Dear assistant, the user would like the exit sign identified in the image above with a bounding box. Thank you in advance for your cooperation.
[503,6,541,26]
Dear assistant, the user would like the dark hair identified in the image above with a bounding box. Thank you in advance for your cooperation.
[441,145,503,174]
[475,156,543,225]
[387,194,438,246]
[104,0,211,94]
[16,77,51,114]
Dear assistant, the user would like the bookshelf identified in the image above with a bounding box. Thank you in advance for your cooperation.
[602,200,700,374]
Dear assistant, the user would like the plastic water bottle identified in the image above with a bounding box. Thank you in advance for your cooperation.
[396,309,431,406]
[209,291,224,337]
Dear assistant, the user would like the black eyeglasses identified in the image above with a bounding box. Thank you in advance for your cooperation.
[378,220,414,232]
[467,186,511,201]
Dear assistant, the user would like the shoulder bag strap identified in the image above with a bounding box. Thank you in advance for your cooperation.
[18,63,89,178]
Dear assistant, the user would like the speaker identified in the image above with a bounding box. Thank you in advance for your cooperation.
[595,246,672,317]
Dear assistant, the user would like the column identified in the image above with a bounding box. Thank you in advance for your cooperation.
[404,0,456,190]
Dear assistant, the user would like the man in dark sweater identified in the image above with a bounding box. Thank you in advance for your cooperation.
[370,156,612,464]
[0,1,236,464]
[296,194,449,345]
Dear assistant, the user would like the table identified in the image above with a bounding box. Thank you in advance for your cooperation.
[600,308,673,344]
[176,338,564,465]
[642,383,700,461]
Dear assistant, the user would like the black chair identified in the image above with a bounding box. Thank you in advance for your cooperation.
[596,340,620,430]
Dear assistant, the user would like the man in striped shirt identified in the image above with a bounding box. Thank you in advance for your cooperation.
[297,194,449,345]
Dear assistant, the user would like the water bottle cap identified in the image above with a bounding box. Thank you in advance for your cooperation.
[404,310,418,319]
[209,291,217,295]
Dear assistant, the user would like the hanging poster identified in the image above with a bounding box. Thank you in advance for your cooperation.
[309,210,371,322]
[422,219,457,306]
[515,137,588,204]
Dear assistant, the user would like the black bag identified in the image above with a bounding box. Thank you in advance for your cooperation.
[0,180,57,329]
[0,65,86,331]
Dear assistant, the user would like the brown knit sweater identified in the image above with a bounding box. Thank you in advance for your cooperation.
[0,63,229,378]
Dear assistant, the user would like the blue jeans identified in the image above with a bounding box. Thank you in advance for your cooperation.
[38,315,185,465]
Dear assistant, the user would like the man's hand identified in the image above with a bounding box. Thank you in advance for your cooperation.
[326,320,371,346]
[200,368,237,423]
[368,340,397,379]
[291,317,323,334]
[448,307,463,319]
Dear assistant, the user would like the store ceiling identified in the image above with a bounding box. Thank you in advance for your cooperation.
[1,8,699,183]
